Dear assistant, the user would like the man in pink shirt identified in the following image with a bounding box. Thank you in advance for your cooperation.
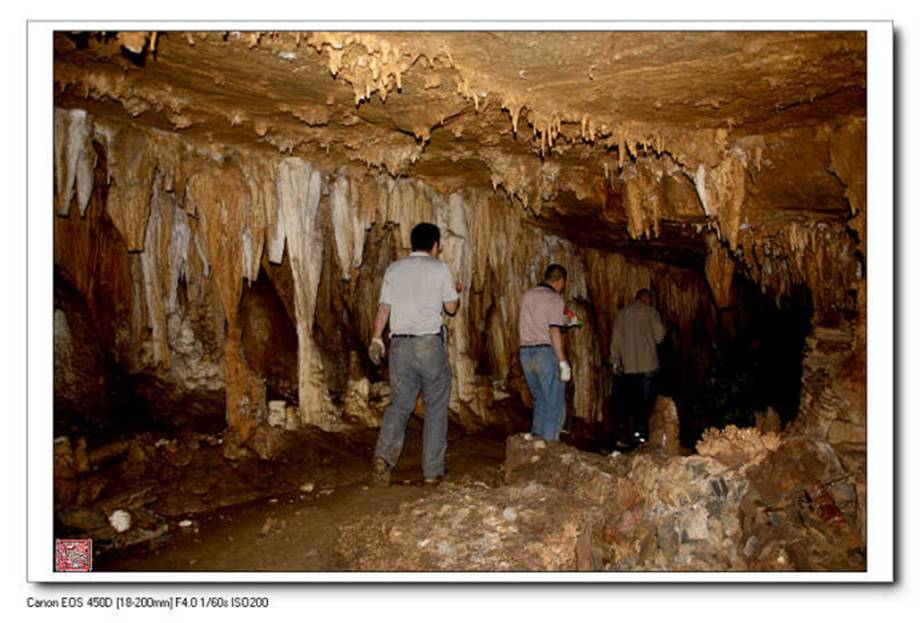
[517,264,572,441]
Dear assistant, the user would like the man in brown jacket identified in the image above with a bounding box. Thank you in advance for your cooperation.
[611,288,666,446]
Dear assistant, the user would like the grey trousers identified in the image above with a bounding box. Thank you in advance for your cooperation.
[374,334,451,479]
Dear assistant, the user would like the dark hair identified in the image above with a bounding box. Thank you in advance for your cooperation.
[636,288,653,300]
[411,222,441,252]
[544,264,567,283]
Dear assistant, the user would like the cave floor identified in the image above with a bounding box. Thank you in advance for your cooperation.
[94,424,508,572]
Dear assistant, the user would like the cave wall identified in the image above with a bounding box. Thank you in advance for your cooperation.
[53,108,729,438]
[53,102,866,446]
[52,31,868,447]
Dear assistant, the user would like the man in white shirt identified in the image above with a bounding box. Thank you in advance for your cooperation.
[368,223,461,485]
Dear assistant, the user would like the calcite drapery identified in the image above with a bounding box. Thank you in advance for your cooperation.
[52,105,866,447]
[54,108,95,218]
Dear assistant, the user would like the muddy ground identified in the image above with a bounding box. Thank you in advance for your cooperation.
[92,422,507,572]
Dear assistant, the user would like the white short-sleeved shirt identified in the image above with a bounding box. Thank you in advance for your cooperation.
[379,251,459,336]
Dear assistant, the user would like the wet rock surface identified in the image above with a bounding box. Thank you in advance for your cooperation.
[54,425,375,555]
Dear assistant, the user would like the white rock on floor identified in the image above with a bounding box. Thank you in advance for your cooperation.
[108,510,132,533]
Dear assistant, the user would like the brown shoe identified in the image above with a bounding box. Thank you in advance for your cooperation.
[423,470,447,485]
[372,456,391,486]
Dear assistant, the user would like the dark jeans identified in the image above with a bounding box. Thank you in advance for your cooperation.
[621,371,657,440]
[374,335,451,480]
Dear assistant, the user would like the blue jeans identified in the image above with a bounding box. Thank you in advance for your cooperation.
[375,335,451,479]
[520,346,565,441]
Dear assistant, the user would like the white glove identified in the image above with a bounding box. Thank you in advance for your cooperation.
[369,338,386,365]
[559,360,572,383]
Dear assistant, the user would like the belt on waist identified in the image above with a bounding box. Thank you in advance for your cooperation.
[391,333,440,339]
[520,344,552,349]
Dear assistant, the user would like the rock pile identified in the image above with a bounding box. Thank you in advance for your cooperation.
[337,432,865,572]
[505,434,751,570]
[339,481,604,571]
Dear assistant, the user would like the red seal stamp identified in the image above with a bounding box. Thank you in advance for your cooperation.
[55,539,92,572]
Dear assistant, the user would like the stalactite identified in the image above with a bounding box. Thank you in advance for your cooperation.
[696,153,747,250]
[96,124,157,252]
[185,158,269,437]
[615,155,705,241]
[138,175,176,368]
[51,103,862,449]
[704,232,735,309]
[621,161,663,239]
[828,118,867,219]
[239,156,274,282]
[305,33,412,105]
[53,108,95,217]
[276,158,337,430]
[736,220,858,324]
[51,115,688,436]
[330,173,369,280]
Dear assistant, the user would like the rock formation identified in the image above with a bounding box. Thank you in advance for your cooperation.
[339,434,863,571]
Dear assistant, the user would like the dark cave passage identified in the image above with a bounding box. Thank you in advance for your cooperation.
[672,274,814,447]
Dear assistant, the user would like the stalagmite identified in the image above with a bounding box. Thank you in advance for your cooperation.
[647,396,682,455]
[117,32,149,54]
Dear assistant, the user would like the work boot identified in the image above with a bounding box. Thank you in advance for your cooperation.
[372,456,391,487]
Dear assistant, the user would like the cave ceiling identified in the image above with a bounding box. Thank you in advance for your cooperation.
[53,30,867,260]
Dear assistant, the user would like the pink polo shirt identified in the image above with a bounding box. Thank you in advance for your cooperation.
[518,285,566,347]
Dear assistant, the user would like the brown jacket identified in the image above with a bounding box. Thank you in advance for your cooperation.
[612,300,666,374]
